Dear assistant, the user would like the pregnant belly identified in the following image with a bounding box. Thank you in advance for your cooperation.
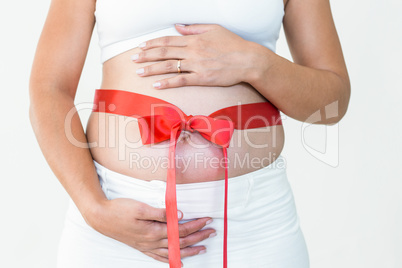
[85,46,285,183]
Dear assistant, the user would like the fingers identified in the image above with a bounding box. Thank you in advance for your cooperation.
[136,202,183,222]
[137,215,215,266]
[142,251,170,264]
[138,35,188,50]
[158,227,216,248]
[136,203,166,222]
[180,228,216,249]
[179,218,213,237]
[136,60,190,77]
[146,216,213,242]
[174,23,221,35]
[137,203,213,241]
[180,246,207,259]
[133,47,188,63]
[147,245,207,261]
[153,73,200,89]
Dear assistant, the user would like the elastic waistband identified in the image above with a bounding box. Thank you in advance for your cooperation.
[93,156,287,216]
[93,155,286,191]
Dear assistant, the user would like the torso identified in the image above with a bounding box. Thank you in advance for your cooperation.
[86,1,287,184]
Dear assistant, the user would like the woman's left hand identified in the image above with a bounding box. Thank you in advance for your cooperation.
[133,24,257,89]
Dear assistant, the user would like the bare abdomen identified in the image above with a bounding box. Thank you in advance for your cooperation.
[86,47,284,183]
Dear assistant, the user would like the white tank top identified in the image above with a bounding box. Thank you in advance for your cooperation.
[94,0,284,64]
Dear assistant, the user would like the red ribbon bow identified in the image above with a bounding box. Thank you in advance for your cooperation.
[138,112,234,268]
[92,89,283,267]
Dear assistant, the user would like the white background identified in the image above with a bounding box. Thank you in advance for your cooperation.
[1,0,401,267]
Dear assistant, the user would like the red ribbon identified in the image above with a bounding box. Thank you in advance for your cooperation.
[92,89,283,268]
[138,112,233,268]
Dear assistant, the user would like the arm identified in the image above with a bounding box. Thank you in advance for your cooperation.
[131,9,350,125]
[29,0,104,222]
[245,0,351,124]
[29,0,214,263]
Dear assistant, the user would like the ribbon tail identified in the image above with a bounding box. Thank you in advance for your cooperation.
[166,127,181,268]
[223,147,228,268]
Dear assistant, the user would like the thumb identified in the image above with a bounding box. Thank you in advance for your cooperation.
[175,23,217,35]
[138,203,184,222]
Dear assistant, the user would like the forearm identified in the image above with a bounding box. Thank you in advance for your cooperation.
[244,42,350,124]
[29,87,106,224]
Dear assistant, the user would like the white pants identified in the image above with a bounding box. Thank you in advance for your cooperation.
[57,156,309,268]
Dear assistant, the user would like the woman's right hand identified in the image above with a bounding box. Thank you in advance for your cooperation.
[87,198,216,265]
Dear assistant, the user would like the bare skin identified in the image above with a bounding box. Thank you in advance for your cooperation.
[87,48,285,182]
[29,0,349,265]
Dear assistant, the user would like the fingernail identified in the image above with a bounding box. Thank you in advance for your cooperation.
[131,54,139,61]
[175,23,186,27]
[206,219,213,225]
[209,232,217,238]
[177,211,183,219]
[136,68,144,75]
[153,82,161,88]
[138,42,146,48]
[198,249,207,255]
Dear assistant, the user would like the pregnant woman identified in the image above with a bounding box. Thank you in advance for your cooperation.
[29,0,350,267]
